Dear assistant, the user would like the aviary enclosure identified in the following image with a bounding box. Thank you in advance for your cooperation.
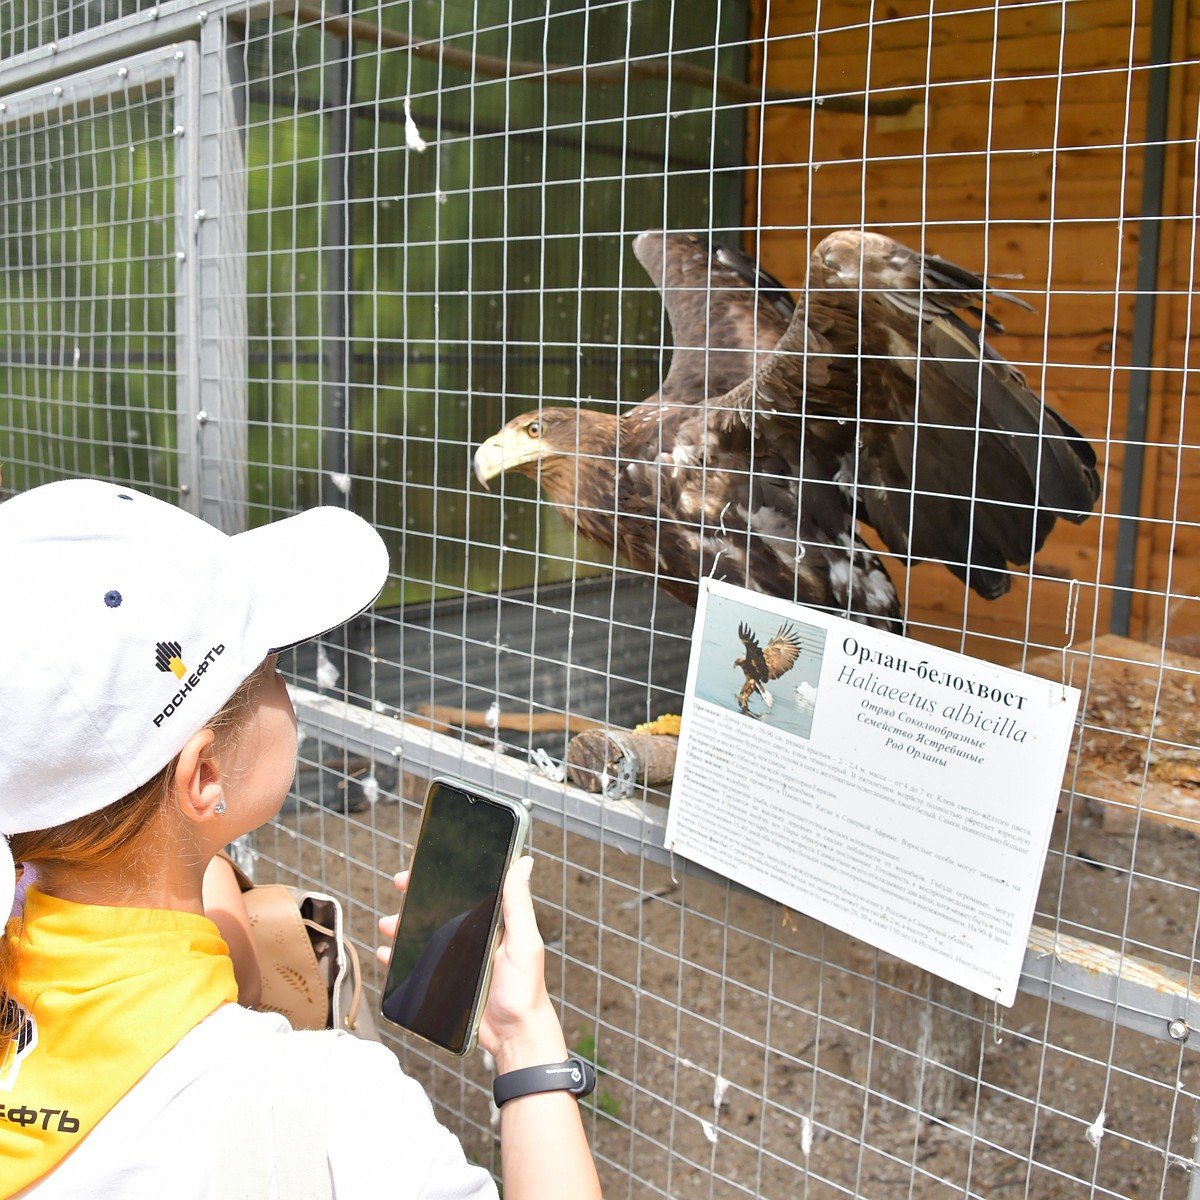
[1,1,1198,1196]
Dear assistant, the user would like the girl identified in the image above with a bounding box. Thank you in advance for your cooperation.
[0,479,602,1200]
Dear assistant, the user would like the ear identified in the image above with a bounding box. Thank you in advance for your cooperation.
[172,727,224,825]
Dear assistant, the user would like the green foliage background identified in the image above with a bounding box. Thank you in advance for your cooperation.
[1,0,747,603]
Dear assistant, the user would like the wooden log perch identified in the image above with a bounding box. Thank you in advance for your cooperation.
[566,728,678,796]
[414,703,604,738]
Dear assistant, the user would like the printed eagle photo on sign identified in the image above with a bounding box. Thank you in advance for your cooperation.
[473,230,1101,629]
[687,589,827,740]
[734,622,804,716]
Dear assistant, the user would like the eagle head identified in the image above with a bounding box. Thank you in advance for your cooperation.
[473,405,623,554]
[473,407,618,493]
[473,411,556,488]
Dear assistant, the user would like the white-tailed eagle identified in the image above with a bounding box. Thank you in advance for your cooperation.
[473,231,1100,629]
[734,622,803,714]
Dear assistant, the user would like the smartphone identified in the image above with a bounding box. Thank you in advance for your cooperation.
[379,777,530,1055]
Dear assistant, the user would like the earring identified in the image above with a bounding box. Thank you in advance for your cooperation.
[214,797,227,817]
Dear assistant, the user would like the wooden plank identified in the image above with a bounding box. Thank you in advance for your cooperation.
[779,159,1145,208]
[758,104,1152,163]
[758,57,1150,111]
[763,29,1150,89]
[754,157,1141,205]
[755,155,1142,206]
[762,0,1142,50]
[760,84,1149,150]
[745,1,1200,645]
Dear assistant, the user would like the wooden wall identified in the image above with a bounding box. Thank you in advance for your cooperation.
[742,0,1199,663]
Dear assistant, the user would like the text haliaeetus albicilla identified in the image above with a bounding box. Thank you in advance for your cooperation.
[473,230,1101,630]
[734,622,803,714]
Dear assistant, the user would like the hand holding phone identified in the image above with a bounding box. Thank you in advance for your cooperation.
[380,778,530,1056]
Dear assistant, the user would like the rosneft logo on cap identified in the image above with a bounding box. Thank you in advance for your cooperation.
[155,641,186,679]
[152,641,226,728]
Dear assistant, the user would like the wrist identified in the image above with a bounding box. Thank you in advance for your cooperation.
[488,1002,569,1075]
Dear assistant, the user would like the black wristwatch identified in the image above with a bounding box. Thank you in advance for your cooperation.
[492,1054,597,1107]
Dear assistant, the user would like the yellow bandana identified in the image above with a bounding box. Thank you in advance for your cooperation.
[0,887,236,1196]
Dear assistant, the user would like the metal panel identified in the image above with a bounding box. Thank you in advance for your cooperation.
[0,44,194,501]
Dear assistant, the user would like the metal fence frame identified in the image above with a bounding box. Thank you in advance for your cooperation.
[2,4,1197,1196]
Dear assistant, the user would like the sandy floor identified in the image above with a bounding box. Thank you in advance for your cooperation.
[247,752,1199,1200]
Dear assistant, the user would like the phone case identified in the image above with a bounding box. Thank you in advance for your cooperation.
[380,776,530,1055]
[453,781,529,1056]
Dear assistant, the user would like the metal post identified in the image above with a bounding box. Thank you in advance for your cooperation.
[194,15,248,533]
[320,0,355,513]
[174,42,203,516]
[1110,0,1174,635]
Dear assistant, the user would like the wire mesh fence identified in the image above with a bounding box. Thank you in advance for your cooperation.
[1,1,1198,1197]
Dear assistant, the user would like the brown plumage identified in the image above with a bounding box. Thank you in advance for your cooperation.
[734,622,803,713]
[473,230,1100,629]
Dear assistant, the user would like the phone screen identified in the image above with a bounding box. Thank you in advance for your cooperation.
[379,779,527,1055]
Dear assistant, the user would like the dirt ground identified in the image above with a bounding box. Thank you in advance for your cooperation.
[255,759,1200,1200]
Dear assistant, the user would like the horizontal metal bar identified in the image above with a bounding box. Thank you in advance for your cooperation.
[0,42,183,122]
[0,11,201,98]
[1021,924,1199,1050]
[293,686,686,871]
[294,688,1200,1049]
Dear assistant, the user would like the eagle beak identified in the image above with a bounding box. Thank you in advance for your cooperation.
[473,428,543,487]
[472,437,504,489]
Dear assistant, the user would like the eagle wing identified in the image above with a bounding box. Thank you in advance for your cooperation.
[632,232,794,405]
[736,622,771,681]
[761,624,803,680]
[708,230,1100,599]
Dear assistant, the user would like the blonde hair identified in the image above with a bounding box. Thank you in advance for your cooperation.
[0,661,272,1045]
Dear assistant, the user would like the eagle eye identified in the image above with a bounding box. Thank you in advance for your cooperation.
[527,420,541,438]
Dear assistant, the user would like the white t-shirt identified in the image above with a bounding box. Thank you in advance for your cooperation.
[16,1004,497,1200]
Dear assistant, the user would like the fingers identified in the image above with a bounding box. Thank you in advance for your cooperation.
[375,913,397,966]
[503,855,534,912]
[478,856,562,1061]
[499,855,541,955]
[374,871,410,966]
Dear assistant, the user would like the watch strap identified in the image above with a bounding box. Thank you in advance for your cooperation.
[492,1054,597,1106]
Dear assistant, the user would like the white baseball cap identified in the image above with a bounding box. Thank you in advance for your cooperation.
[0,479,390,916]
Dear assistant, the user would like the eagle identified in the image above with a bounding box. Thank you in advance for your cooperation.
[734,622,803,714]
[473,230,1100,629]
